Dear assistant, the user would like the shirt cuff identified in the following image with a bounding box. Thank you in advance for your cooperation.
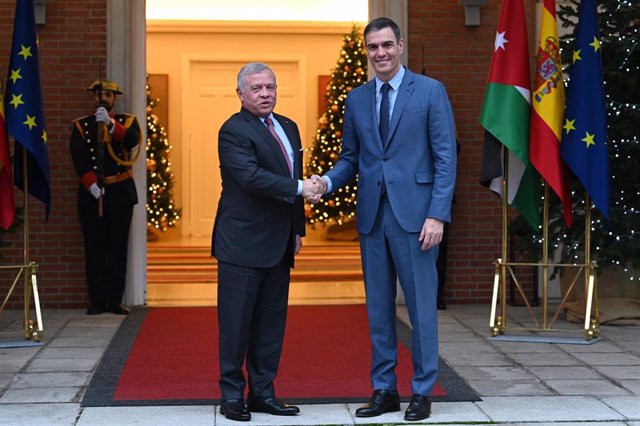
[322,176,333,193]
[296,180,303,195]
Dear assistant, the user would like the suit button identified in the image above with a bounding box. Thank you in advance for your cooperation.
[377,181,381,186]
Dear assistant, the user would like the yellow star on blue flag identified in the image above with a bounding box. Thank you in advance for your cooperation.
[560,0,610,221]
[4,0,51,218]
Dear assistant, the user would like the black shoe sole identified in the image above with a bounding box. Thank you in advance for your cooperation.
[405,414,431,421]
[355,406,401,417]
[247,407,300,416]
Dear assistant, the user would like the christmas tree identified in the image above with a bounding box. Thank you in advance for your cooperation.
[146,80,181,232]
[305,25,367,227]
[515,1,639,278]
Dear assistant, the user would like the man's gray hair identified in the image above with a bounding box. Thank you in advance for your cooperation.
[237,62,276,90]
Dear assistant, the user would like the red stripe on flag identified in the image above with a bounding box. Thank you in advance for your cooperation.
[542,0,556,15]
[530,112,572,227]
[0,87,16,230]
[486,0,530,89]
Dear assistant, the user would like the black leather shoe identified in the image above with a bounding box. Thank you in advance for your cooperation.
[355,389,400,417]
[220,399,251,421]
[404,394,431,421]
[86,306,105,315]
[107,303,129,315]
[247,397,300,416]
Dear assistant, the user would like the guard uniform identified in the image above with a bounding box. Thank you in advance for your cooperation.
[69,94,141,312]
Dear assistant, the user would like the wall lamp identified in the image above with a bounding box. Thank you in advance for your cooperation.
[459,0,488,27]
[34,0,47,25]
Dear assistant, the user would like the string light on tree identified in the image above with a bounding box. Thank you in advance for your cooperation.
[146,78,181,232]
[305,25,367,227]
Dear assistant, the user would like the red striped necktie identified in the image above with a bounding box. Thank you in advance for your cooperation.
[265,117,293,177]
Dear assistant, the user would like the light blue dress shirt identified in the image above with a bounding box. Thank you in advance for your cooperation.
[324,66,406,193]
[375,66,405,127]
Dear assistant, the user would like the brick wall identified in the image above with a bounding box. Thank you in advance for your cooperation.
[407,0,538,303]
[0,0,107,309]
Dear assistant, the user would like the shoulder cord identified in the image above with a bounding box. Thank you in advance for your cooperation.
[106,115,142,166]
[76,117,142,167]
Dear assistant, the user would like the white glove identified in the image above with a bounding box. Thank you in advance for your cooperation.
[95,107,111,126]
[89,183,103,199]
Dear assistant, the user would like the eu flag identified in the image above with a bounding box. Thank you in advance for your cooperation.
[560,0,610,221]
[4,0,51,218]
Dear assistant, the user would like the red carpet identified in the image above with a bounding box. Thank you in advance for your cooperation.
[113,305,445,401]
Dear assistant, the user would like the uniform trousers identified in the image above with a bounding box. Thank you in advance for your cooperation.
[78,200,133,308]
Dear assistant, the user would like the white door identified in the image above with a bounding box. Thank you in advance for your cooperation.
[184,60,302,237]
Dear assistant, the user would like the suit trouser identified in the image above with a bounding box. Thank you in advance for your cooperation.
[360,195,439,396]
[217,257,291,400]
[78,202,133,308]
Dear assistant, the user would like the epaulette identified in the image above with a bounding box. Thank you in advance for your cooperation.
[114,113,137,129]
[72,115,92,124]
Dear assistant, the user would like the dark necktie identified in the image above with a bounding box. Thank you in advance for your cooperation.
[379,82,391,141]
[265,117,293,177]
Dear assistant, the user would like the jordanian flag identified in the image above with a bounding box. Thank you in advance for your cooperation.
[480,0,540,229]
[530,0,572,227]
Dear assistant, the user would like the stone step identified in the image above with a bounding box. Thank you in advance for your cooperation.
[146,243,364,305]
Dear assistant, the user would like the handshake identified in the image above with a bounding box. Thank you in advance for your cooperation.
[301,175,327,204]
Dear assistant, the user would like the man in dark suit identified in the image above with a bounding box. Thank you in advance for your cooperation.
[312,18,457,421]
[211,62,321,422]
[69,79,141,316]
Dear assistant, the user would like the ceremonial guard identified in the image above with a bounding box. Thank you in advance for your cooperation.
[69,80,141,315]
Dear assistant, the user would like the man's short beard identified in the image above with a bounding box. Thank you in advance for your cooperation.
[99,101,113,112]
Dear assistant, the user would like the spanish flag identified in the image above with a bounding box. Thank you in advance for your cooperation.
[529,0,572,227]
[0,73,15,230]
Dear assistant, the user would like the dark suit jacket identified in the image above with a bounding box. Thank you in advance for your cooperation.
[211,108,305,269]
[326,68,457,234]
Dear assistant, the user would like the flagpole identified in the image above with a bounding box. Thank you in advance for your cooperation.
[22,152,29,337]
[542,185,549,329]
[489,148,509,337]
[21,153,43,341]
[500,150,508,333]
[583,193,599,339]
[1,0,47,344]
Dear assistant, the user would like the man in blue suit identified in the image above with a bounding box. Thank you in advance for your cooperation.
[313,17,457,421]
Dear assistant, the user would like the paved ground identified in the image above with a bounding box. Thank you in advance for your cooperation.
[1,304,639,425]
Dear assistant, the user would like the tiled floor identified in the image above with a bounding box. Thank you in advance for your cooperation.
[1,304,639,425]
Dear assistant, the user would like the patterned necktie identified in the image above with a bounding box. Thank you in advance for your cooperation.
[379,82,391,141]
[265,117,293,177]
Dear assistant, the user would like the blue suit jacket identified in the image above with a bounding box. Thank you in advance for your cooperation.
[326,68,457,234]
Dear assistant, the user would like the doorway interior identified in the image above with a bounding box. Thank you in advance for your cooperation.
[145,6,368,306]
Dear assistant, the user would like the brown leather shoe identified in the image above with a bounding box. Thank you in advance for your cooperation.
[404,394,431,421]
[355,389,400,417]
